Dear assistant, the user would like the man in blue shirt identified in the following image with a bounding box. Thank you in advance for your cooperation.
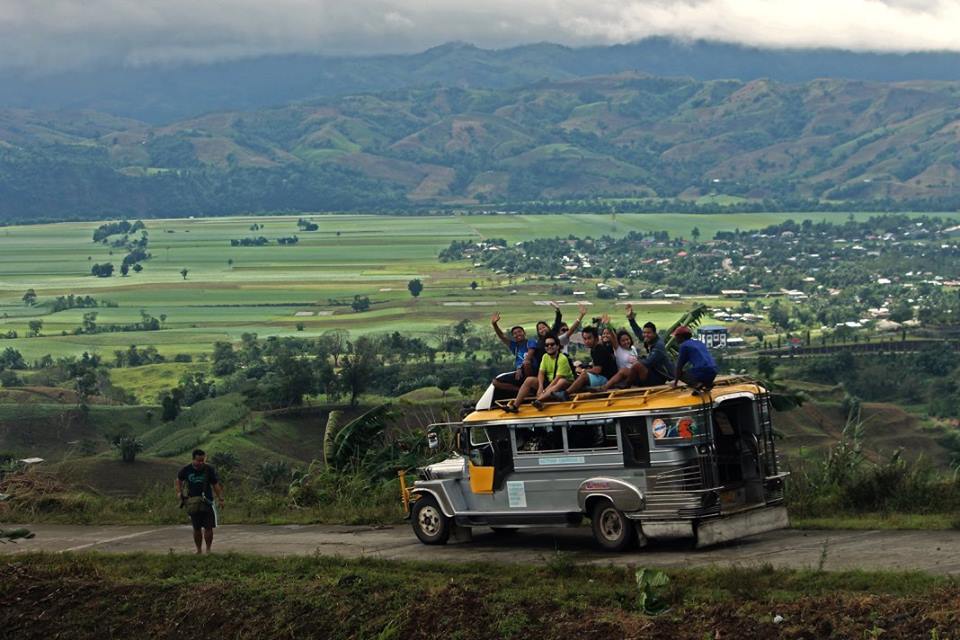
[490,311,538,393]
[671,325,718,393]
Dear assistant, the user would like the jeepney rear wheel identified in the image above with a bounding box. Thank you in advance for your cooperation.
[591,500,635,551]
[411,496,450,545]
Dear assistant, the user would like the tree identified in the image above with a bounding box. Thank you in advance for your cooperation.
[212,341,238,376]
[91,263,114,277]
[120,263,129,276]
[264,352,315,407]
[74,370,99,412]
[319,329,349,367]
[180,268,189,280]
[338,337,378,406]
[21,289,37,306]
[0,347,26,369]
[470,280,478,291]
[691,226,701,242]
[351,295,370,312]
[768,301,790,331]
[160,388,183,422]
[407,278,424,298]
[112,434,144,463]
[159,313,167,327]
[132,263,143,273]
[27,320,43,337]
[889,300,913,323]
[81,311,98,334]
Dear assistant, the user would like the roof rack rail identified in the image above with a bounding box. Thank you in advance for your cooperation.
[491,375,758,412]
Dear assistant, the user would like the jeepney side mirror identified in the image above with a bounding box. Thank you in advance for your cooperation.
[427,432,439,450]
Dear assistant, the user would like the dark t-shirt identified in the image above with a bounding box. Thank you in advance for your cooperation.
[591,343,619,379]
[178,463,219,500]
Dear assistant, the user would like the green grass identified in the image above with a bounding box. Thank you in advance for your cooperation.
[3,554,957,639]
[792,513,960,531]
[3,211,955,360]
[108,361,208,403]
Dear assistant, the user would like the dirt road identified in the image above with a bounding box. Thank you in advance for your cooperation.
[2,524,957,573]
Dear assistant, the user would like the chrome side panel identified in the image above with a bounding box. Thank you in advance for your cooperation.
[576,477,644,513]
[411,480,467,518]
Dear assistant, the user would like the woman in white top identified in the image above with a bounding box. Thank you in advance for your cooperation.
[613,330,639,370]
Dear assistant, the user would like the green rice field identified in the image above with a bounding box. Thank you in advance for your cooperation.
[1,211,955,360]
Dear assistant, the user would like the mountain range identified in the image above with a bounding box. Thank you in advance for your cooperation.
[4,39,960,124]
[2,44,960,220]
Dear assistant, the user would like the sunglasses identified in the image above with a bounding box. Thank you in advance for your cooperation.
[545,342,558,347]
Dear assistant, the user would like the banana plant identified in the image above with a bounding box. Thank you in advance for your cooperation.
[662,304,709,357]
[327,404,395,472]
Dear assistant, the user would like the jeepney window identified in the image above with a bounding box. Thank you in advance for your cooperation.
[514,425,563,454]
[469,426,491,447]
[566,421,618,450]
[620,418,650,466]
[468,427,495,467]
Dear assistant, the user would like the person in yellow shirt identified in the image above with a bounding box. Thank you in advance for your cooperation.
[504,337,573,412]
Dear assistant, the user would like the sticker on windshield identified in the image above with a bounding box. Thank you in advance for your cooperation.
[652,418,668,439]
[506,481,527,508]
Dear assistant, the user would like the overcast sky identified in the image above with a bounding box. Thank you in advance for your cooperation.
[2,0,959,71]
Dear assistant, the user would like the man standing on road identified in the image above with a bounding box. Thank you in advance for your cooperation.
[176,449,225,554]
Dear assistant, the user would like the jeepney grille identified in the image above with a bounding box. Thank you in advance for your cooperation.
[650,465,704,492]
[644,465,717,519]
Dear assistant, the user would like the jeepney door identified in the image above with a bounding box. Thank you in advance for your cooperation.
[466,426,513,495]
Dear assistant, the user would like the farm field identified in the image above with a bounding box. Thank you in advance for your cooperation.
[2,211,956,361]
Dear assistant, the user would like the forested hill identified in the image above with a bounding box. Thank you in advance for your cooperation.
[5,39,960,123]
[2,74,960,220]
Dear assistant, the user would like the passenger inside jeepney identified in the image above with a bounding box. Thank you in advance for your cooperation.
[515,425,563,452]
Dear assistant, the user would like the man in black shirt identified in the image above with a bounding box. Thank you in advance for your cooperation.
[565,326,619,395]
[176,448,225,554]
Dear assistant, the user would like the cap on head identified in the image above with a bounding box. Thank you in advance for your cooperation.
[672,325,692,338]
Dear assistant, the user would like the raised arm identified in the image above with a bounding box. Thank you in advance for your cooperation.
[564,303,587,340]
[548,301,563,333]
[672,345,688,386]
[491,311,510,346]
[625,304,644,342]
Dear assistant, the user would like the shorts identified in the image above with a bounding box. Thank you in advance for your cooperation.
[586,373,608,388]
[189,505,217,530]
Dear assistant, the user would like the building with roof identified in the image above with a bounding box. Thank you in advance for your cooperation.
[698,325,729,349]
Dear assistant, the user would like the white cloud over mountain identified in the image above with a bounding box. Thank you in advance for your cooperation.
[1,0,958,70]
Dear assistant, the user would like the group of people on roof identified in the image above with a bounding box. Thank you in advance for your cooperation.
[490,302,718,412]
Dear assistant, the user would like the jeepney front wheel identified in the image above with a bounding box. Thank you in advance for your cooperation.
[411,495,450,545]
[591,500,635,551]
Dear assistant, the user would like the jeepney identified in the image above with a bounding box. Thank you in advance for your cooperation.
[402,375,788,550]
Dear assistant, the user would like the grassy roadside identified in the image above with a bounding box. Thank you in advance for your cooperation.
[2,553,958,639]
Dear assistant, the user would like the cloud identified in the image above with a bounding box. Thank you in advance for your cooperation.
[1,0,958,71]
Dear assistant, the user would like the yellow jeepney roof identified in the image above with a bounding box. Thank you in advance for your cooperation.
[463,376,764,423]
